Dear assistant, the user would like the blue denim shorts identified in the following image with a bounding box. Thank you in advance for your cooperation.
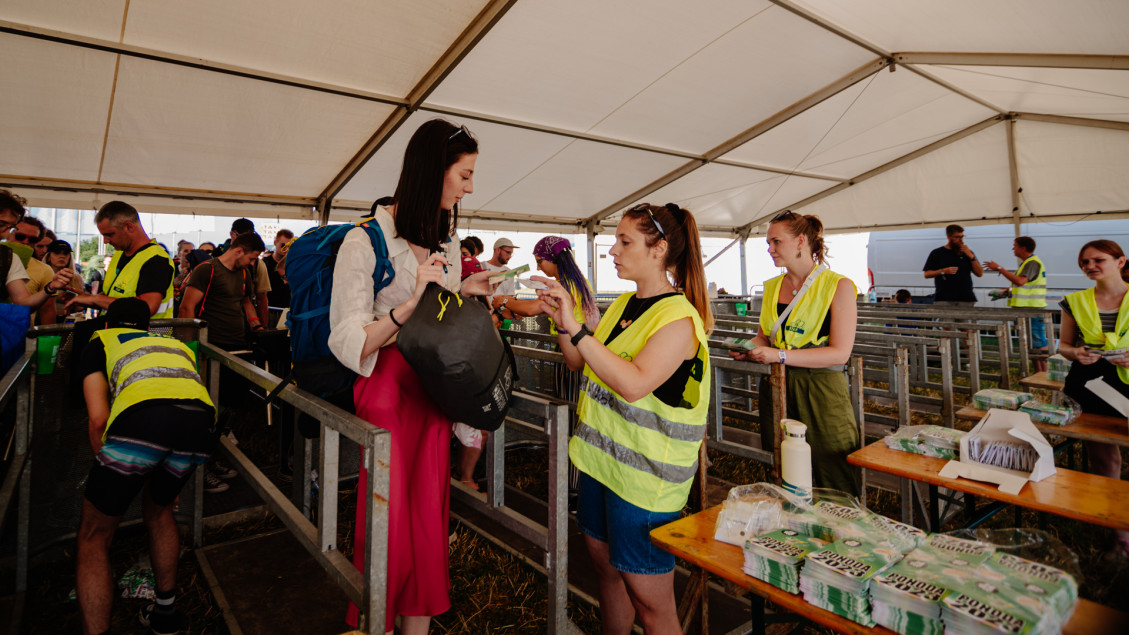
[1030,316,1047,349]
[575,471,681,575]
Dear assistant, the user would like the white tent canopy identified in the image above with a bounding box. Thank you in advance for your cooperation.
[2,0,1128,237]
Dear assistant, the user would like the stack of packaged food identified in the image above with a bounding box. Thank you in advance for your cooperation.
[742,528,827,594]
[800,537,903,626]
[972,388,1034,410]
[884,425,965,460]
[1046,355,1071,382]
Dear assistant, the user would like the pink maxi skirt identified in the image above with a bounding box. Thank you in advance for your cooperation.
[346,344,452,632]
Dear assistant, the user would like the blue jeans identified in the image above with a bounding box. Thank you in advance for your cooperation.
[1030,316,1047,349]
[576,471,681,575]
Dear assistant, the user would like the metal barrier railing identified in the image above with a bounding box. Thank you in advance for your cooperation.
[0,342,33,595]
[196,343,391,634]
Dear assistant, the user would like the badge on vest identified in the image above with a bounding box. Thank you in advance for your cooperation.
[784,319,807,335]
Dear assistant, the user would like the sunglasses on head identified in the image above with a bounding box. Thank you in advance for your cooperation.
[771,210,798,223]
[630,203,667,239]
[449,124,471,141]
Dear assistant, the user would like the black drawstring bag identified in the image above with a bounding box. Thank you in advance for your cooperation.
[397,282,516,431]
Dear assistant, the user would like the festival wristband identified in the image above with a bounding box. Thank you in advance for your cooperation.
[570,325,592,347]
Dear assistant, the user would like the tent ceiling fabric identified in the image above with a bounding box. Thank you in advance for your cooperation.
[2,0,1127,237]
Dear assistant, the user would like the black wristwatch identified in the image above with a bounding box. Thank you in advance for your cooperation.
[570,324,592,347]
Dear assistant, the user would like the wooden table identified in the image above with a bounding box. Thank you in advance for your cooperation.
[955,406,1129,448]
[651,505,1126,635]
[1019,371,1065,392]
[848,441,1129,531]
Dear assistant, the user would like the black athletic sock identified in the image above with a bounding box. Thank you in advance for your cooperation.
[154,588,175,612]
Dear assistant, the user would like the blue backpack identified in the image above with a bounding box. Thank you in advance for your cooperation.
[285,218,394,402]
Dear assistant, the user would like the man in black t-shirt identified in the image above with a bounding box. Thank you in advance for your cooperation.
[263,229,292,311]
[922,224,983,304]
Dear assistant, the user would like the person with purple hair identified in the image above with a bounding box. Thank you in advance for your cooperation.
[533,235,600,329]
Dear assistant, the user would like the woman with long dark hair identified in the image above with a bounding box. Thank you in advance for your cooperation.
[329,119,494,633]
[535,203,712,634]
[1058,239,1129,561]
[533,235,600,328]
[729,211,860,496]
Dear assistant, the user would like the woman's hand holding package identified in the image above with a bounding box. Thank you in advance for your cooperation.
[1073,346,1103,365]
[460,269,497,297]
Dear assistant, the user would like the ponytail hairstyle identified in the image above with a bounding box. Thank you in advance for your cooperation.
[533,236,598,323]
[623,203,714,333]
[392,119,478,252]
[770,210,828,264]
[1078,239,1129,282]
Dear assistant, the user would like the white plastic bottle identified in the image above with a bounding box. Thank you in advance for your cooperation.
[780,419,813,504]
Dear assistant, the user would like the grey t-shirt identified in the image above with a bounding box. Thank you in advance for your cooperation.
[481,261,516,297]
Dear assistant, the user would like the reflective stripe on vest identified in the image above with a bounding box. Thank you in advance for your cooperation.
[105,243,175,319]
[571,292,710,513]
[94,328,214,440]
[1064,288,1129,384]
[760,269,853,350]
[1008,254,1046,308]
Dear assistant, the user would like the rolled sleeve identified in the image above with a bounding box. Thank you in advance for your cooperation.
[329,228,381,377]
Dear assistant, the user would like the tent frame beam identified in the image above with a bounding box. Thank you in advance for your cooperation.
[1014,112,1129,132]
[895,53,1129,70]
[735,114,1006,236]
[317,0,519,205]
[0,20,406,107]
[582,58,889,226]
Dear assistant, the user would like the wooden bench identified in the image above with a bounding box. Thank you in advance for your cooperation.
[848,441,1129,531]
[1019,370,1065,392]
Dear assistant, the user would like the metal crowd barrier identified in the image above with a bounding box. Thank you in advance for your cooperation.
[0,343,33,597]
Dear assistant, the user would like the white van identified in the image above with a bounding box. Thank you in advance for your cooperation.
[867,219,1129,306]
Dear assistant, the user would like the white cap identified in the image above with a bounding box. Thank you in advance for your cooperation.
[782,419,807,437]
[493,237,518,250]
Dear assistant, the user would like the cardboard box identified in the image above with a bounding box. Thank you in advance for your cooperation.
[1085,378,1129,428]
[938,409,1055,495]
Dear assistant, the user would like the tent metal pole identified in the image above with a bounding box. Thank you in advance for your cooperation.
[586,221,598,291]
[739,237,749,296]
[894,53,1129,70]
[1014,112,1129,132]
[1006,117,1022,238]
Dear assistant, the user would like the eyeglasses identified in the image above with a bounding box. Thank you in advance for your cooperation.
[12,232,37,244]
[0,221,13,235]
[449,124,471,141]
[631,203,666,239]
[771,211,798,223]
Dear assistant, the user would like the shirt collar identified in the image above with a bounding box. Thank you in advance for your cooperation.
[373,207,410,259]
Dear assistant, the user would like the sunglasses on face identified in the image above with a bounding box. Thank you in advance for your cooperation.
[449,124,471,141]
[12,232,37,243]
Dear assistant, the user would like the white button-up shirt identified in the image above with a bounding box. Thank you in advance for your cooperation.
[328,207,461,377]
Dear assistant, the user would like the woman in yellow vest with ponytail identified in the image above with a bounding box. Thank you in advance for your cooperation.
[1058,239,1129,561]
[730,211,860,496]
[535,203,712,635]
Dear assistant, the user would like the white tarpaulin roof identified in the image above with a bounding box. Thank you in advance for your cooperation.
[2,0,1127,237]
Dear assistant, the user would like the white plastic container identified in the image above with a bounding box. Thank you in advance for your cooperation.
[780,419,813,504]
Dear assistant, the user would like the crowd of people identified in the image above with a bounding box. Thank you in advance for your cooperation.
[3,116,1129,634]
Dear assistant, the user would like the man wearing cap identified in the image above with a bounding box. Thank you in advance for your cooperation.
[482,237,543,320]
[66,201,175,318]
[75,298,216,635]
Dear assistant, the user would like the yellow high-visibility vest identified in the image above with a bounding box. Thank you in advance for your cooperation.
[92,328,214,440]
[1009,255,1046,308]
[105,243,174,318]
[761,269,853,350]
[1065,288,1129,384]
[570,293,710,513]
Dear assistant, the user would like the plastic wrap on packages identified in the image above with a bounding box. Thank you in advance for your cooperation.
[714,482,809,546]
[788,489,867,542]
[1047,354,1071,380]
[1018,395,1081,427]
[944,528,1082,587]
[884,426,964,460]
[972,388,1034,411]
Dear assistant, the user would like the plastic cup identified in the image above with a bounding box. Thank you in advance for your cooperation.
[502,319,513,330]
[735,302,747,317]
[36,335,61,375]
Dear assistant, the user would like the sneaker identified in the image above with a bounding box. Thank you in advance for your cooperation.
[140,603,186,634]
[203,471,230,494]
[211,460,238,480]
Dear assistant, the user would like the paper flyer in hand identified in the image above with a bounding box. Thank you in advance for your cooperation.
[488,263,530,285]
